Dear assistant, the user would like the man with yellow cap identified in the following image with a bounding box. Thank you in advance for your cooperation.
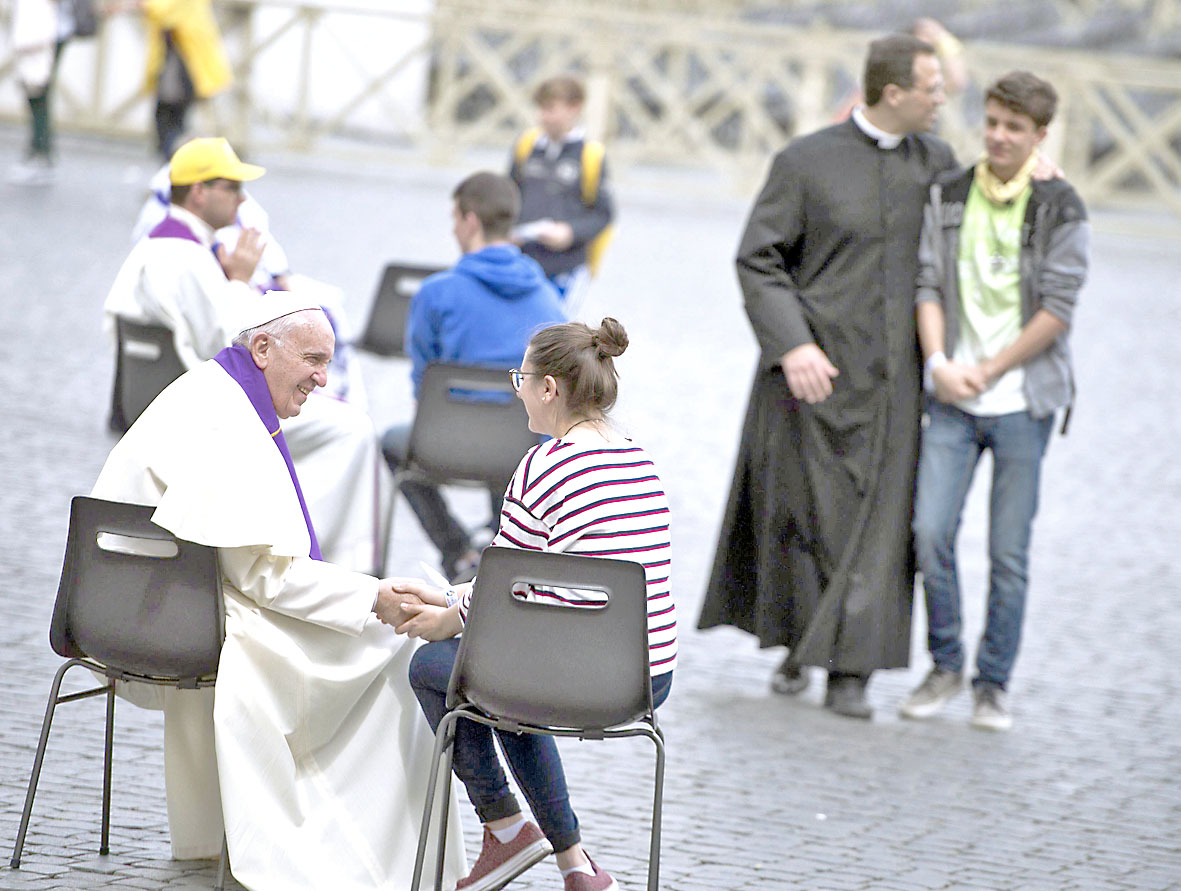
[105,137,382,573]
[90,295,465,890]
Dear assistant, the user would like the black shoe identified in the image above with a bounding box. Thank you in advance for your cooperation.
[824,674,872,720]
[771,656,809,695]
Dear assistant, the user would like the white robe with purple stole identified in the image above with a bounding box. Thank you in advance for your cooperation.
[103,208,380,570]
[90,355,464,890]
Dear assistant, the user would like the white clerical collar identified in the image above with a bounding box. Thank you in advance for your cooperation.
[167,204,216,247]
[852,106,903,150]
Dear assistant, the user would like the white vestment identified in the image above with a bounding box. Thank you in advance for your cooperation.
[90,360,465,890]
[104,208,379,570]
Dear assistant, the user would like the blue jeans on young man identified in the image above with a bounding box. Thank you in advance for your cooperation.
[381,424,505,576]
[409,637,672,854]
[912,401,1054,690]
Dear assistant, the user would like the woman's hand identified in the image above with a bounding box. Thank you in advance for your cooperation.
[394,603,464,641]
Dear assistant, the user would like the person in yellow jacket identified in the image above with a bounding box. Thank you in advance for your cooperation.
[140,0,232,159]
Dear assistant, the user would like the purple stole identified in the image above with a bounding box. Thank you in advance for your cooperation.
[149,215,224,267]
[213,345,323,561]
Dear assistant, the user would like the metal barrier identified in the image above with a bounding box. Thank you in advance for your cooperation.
[2,0,1179,226]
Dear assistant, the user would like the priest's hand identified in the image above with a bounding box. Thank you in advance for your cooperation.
[931,361,985,402]
[385,577,447,607]
[373,582,424,626]
[780,343,839,404]
[394,603,464,641]
[218,227,265,283]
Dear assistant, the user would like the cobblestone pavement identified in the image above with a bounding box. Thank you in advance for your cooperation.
[1,130,1179,890]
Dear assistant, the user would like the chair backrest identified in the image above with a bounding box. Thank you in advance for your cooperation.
[112,317,187,433]
[407,363,537,486]
[448,547,653,730]
[50,496,224,682]
[359,262,445,357]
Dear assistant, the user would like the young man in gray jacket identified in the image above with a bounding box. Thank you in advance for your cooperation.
[900,70,1089,730]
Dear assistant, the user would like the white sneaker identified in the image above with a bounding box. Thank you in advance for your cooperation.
[899,667,963,719]
[970,685,1013,731]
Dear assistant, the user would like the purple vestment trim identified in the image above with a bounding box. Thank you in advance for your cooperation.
[148,215,204,244]
[149,215,222,267]
[213,345,323,561]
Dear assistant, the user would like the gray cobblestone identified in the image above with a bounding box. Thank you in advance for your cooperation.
[3,128,1180,890]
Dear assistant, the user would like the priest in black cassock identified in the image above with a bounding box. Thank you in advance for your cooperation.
[698,34,957,719]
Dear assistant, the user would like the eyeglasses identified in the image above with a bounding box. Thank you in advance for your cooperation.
[508,368,544,391]
[204,178,243,194]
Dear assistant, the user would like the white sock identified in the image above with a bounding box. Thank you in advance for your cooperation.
[489,816,526,844]
[560,861,596,878]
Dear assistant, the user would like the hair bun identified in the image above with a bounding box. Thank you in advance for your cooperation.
[591,317,629,359]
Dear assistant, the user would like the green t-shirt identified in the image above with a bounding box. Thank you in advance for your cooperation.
[953,180,1031,415]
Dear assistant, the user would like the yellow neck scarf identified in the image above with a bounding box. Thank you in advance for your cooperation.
[974,152,1038,205]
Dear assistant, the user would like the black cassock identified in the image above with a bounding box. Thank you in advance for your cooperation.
[699,120,956,674]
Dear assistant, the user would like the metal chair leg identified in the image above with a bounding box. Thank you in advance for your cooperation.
[10,659,110,869]
[647,725,666,891]
[432,740,456,891]
[214,833,228,890]
[100,685,115,855]
[410,710,456,891]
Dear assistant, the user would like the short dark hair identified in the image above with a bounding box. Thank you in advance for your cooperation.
[528,317,629,417]
[532,75,585,107]
[986,71,1058,129]
[170,182,194,205]
[452,172,520,240]
[864,34,936,106]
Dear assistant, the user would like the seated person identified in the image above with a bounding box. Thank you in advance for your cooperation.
[130,158,367,408]
[378,318,677,891]
[91,296,465,890]
[381,171,564,581]
[105,137,379,570]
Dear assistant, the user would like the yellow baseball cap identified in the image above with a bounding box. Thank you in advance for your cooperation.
[169,137,266,186]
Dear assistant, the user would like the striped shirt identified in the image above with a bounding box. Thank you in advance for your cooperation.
[459,438,677,676]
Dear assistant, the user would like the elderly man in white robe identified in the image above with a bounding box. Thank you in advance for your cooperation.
[90,296,465,890]
[103,136,380,571]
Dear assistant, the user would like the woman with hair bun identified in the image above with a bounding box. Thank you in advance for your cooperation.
[384,318,677,891]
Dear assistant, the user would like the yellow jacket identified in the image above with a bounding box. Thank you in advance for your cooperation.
[142,0,232,99]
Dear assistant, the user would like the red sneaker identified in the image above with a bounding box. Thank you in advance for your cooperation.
[563,858,618,891]
[456,822,552,891]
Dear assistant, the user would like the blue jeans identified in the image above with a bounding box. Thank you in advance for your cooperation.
[409,638,672,854]
[912,401,1054,690]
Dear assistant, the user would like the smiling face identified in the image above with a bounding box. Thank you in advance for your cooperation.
[514,350,558,436]
[984,98,1046,182]
[251,312,335,419]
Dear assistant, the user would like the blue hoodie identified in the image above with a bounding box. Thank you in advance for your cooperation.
[406,244,565,396]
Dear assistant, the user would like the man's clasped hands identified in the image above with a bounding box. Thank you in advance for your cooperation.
[373,579,468,642]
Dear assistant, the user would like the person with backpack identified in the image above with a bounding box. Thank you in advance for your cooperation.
[509,75,615,316]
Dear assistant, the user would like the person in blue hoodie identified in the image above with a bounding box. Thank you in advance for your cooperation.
[381,171,565,581]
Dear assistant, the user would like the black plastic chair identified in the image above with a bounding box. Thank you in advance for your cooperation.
[358,262,445,358]
[10,496,229,889]
[410,547,666,891]
[108,317,187,433]
[379,362,537,576]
